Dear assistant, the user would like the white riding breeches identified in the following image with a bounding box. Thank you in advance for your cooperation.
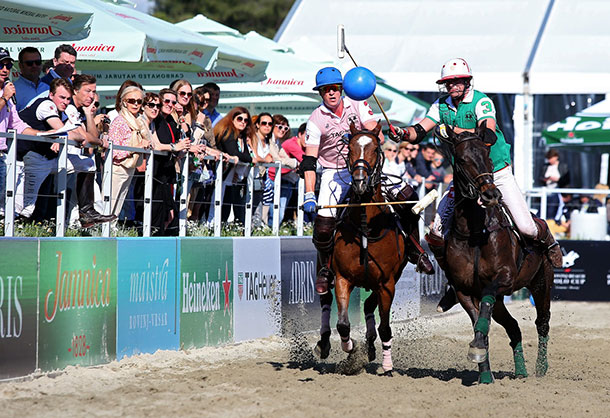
[317,168,352,218]
[317,168,407,218]
[431,166,537,239]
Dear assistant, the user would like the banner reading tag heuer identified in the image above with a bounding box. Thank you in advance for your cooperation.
[0,239,39,379]
[180,238,233,348]
[39,239,117,371]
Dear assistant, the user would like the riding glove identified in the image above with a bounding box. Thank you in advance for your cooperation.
[303,192,317,213]
[388,126,406,142]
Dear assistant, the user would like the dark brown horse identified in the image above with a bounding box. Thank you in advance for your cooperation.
[314,122,417,375]
[441,123,554,384]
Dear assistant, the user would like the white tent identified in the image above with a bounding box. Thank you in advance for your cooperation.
[276,0,610,188]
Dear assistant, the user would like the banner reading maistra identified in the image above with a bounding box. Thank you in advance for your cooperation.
[38,239,117,371]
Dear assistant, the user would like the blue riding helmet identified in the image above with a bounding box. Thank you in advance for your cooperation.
[313,67,343,91]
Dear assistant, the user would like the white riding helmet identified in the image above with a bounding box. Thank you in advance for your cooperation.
[436,58,473,84]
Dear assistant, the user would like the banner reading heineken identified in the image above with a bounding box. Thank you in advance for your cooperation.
[116,238,180,359]
[180,238,233,348]
[0,239,39,379]
[38,239,117,371]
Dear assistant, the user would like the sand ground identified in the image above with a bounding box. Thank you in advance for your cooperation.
[1,301,609,417]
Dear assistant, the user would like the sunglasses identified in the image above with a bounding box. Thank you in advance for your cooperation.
[200,98,210,103]
[276,125,290,132]
[0,62,13,70]
[235,115,249,123]
[23,59,42,67]
[93,101,100,107]
[145,102,162,109]
[124,98,143,105]
[259,121,273,126]
[387,149,397,153]
[163,99,177,105]
[320,84,342,94]
[178,91,193,98]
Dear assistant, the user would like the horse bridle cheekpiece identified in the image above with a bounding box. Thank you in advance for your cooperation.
[440,129,494,201]
[348,130,383,193]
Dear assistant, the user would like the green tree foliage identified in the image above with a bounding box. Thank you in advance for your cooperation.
[153,0,294,39]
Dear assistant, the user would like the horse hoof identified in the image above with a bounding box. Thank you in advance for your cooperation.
[468,346,488,363]
[314,340,331,360]
[478,370,495,384]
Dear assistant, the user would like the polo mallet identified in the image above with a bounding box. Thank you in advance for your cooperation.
[318,189,439,215]
[337,24,397,136]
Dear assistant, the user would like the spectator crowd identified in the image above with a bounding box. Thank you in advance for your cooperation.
[0,44,307,235]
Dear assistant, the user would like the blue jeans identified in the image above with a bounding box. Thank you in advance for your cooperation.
[268,180,295,226]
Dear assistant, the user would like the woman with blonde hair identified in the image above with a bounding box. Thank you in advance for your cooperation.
[107,85,151,218]
[170,79,197,137]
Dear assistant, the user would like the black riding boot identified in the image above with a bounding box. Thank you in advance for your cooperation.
[312,216,336,295]
[425,233,458,312]
[77,172,116,227]
[393,184,434,274]
[532,217,563,268]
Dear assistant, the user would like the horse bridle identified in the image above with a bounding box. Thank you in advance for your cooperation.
[440,131,494,201]
[347,132,384,193]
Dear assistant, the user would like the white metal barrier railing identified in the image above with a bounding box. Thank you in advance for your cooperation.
[0,131,298,238]
[525,187,610,220]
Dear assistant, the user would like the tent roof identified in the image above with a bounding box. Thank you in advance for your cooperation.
[276,0,610,94]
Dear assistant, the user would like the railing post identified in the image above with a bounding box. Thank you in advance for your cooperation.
[272,162,281,235]
[143,150,154,237]
[101,142,113,237]
[297,177,304,236]
[214,160,223,237]
[4,130,17,237]
[179,152,189,237]
[418,180,425,243]
[244,165,254,237]
[540,186,548,220]
[55,134,69,237]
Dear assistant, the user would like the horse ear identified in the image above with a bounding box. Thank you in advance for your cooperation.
[372,120,382,137]
[476,119,488,138]
[349,122,358,136]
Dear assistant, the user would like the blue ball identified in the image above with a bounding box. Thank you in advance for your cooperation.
[343,67,376,101]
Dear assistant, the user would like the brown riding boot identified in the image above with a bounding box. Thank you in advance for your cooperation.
[533,218,563,268]
[313,216,336,295]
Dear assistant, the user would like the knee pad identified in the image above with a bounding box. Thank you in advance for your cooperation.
[313,216,336,252]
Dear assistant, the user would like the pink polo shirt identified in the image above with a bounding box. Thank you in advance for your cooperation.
[305,97,375,169]
[0,87,30,151]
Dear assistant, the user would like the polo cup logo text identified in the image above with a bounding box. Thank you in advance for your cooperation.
[3,25,62,37]
[289,261,315,304]
[0,275,23,338]
[44,252,112,323]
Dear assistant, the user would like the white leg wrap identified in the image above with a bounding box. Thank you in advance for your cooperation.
[341,338,353,353]
[382,338,393,371]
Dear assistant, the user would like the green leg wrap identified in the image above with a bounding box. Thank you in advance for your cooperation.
[474,317,490,335]
[481,294,496,305]
[536,335,549,377]
[513,342,528,378]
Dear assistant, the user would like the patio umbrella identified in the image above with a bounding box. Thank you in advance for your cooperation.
[0,0,93,42]
[543,115,610,152]
[2,0,268,76]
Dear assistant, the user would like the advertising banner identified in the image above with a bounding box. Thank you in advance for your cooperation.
[116,238,179,359]
[38,239,117,371]
[233,238,281,342]
[0,239,39,379]
[552,240,610,301]
[280,237,360,336]
[180,238,233,348]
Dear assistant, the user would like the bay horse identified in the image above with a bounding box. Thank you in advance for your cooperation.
[314,122,416,375]
[440,123,554,384]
